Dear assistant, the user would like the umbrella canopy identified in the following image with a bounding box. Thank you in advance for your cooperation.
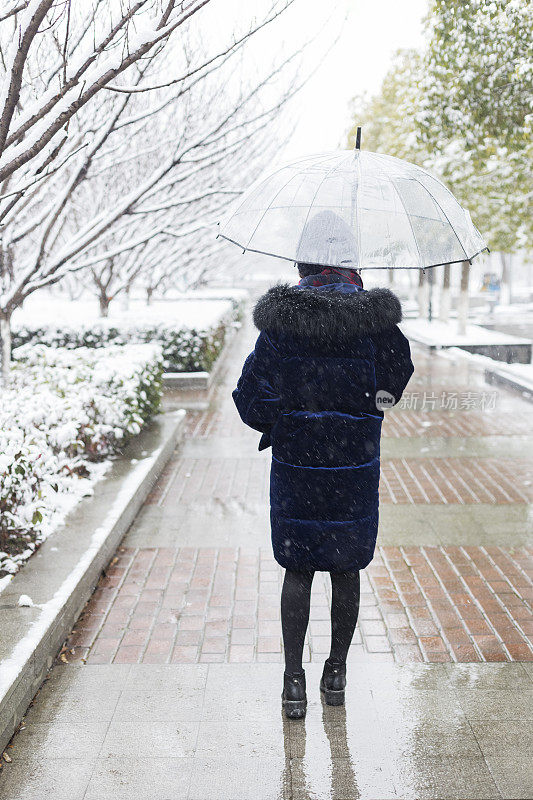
[218,150,488,270]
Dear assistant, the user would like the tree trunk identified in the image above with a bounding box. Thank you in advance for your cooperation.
[440,264,451,324]
[121,284,131,311]
[417,269,428,318]
[388,268,395,286]
[500,252,512,305]
[146,286,153,306]
[99,294,110,317]
[0,311,12,387]
[457,261,470,336]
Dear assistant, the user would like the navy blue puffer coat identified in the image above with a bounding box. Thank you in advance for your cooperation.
[232,280,414,572]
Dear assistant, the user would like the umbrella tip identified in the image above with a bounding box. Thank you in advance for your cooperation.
[355,127,362,150]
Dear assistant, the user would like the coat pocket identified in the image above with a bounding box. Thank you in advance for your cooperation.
[272,410,382,467]
[270,456,380,522]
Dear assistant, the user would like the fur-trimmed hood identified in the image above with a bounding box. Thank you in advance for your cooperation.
[253,283,402,341]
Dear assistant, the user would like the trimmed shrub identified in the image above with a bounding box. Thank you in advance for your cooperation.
[12,298,244,372]
[0,343,164,580]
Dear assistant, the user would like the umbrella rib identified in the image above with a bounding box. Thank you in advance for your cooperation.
[412,176,470,262]
[226,163,292,227]
[242,168,313,252]
[371,157,408,269]
[389,176,424,270]
[294,158,345,264]
[225,154,338,241]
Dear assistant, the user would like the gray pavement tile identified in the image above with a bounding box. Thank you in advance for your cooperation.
[290,755,399,800]
[378,505,431,524]
[125,664,208,692]
[0,757,94,800]
[379,527,444,546]
[111,687,206,723]
[467,504,532,522]
[83,756,193,800]
[197,691,284,725]
[7,721,109,762]
[23,683,122,725]
[204,663,283,697]
[391,754,500,799]
[349,663,449,691]
[195,715,285,757]
[42,664,132,691]
[130,512,270,548]
[377,716,483,758]
[481,754,533,800]
[469,719,533,757]
[101,718,200,758]
[382,435,533,460]
[187,756,288,800]
[290,701,382,760]
[455,689,533,720]
[521,661,533,681]
[445,661,533,689]
[372,691,465,726]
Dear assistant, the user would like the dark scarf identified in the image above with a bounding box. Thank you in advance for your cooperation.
[298,266,364,289]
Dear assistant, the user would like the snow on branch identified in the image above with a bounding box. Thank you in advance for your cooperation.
[0,0,327,382]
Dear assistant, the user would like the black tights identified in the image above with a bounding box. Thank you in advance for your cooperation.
[281,569,360,673]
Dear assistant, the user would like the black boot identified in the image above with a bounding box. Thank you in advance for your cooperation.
[320,658,346,706]
[282,670,307,719]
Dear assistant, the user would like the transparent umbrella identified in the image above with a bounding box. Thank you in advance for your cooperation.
[218,146,488,270]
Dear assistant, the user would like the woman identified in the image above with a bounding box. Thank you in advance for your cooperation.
[232,261,413,719]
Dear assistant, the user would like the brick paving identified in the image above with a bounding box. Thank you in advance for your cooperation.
[57,304,533,669]
[62,543,533,666]
[184,405,533,439]
[146,453,532,507]
[380,457,533,504]
[383,408,533,437]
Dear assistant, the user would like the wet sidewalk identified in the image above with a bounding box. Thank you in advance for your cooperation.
[1,293,533,799]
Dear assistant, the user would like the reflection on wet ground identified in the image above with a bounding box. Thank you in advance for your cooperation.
[2,662,531,799]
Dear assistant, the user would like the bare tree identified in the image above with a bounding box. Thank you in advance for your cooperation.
[0,0,302,381]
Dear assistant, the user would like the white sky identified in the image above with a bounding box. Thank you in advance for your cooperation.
[204,0,428,161]
[281,0,428,159]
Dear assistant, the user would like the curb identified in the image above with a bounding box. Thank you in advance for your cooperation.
[0,409,186,754]
[163,370,209,390]
[162,321,241,403]
[400,322,531,365]
[484,367,533,402]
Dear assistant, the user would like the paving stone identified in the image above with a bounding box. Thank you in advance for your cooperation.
[6,721,108,762]
[455,688,533,720]
[391,753,500,799]
[187,756,288,800]
[101,717,200,758]
[0,757,95,800]
[83,756,194,800]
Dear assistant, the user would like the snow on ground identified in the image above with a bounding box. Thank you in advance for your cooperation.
[0,423,183,692]
[162,287,248,302]
[496,362,533,383]
[441,347,533,389]
[401,318,531,346]
[0,344,164,588]
[13,293,234,331]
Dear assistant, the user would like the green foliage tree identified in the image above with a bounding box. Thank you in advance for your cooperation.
[348,1,532,254]
[418,0,532,255]
[347,49,426,163]
[346,0,532,325]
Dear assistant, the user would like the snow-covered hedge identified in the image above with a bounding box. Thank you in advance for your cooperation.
[0,344,164,581]
[12,297,244,372]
